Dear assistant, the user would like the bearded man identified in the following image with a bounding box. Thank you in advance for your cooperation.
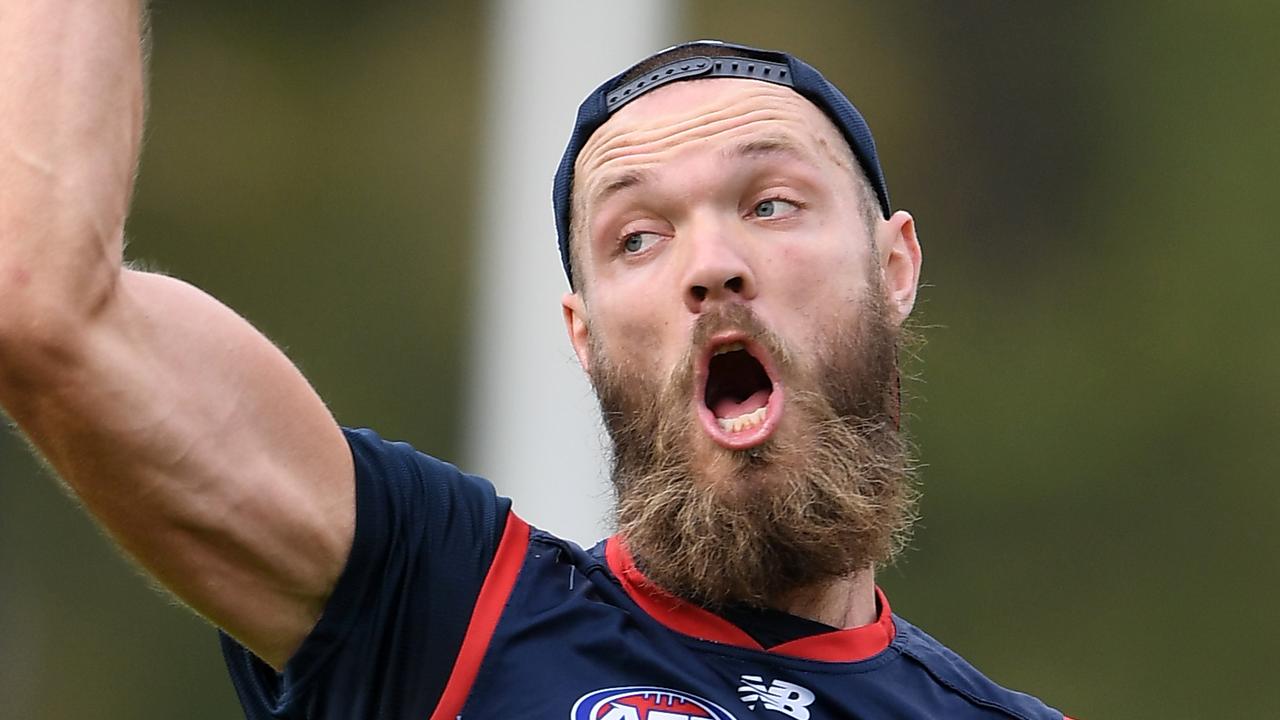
[0,3,1070,718]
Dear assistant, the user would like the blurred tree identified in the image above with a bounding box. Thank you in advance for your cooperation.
[2,1,1277,717]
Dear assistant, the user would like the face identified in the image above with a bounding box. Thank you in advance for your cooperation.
[562,78,923,607]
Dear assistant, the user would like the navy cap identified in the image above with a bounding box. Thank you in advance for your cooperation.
[552,40,892,288]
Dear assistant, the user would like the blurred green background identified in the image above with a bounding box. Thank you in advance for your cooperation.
[2,1,1277,717]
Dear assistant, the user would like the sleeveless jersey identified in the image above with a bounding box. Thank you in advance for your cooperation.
[221,429,1071,719]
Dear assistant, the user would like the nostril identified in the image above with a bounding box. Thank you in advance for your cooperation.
[724,276,743,293]
[690,285,708,302]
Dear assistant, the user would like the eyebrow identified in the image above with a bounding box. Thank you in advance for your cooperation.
[722,135,815,163]
[587,169,654,211]
[584,134,820,212]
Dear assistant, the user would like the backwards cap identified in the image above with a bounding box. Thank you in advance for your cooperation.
[552,40,892,287]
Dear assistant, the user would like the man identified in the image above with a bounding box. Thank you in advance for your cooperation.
[0,4,1069,719]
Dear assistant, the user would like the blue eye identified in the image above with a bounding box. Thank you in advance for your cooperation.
[623,231,660,253]
[753,198,799,218]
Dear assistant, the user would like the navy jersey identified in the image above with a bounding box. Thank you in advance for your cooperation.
[221,429,1071,719]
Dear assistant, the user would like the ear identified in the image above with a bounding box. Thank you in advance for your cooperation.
[877,210,922,325]
[561,291,592,374]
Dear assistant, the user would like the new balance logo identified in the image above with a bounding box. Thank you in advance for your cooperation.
[736,676,815,720]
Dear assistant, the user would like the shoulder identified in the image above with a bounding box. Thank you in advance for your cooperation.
[342,427,508,529]
[892,615,1068,720]
[344,426,483,487]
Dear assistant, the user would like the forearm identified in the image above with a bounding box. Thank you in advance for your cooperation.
[0,2,145,345]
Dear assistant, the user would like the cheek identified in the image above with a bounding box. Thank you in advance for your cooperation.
[761,236,872,358]
[772,235,866,310]
[590,294,686,375]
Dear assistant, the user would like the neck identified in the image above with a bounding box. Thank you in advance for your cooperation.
[774,568,878,629]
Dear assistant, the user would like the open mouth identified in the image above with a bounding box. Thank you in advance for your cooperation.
[696,334,784,449]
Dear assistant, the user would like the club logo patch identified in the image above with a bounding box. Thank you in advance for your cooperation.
[571,686,738,720]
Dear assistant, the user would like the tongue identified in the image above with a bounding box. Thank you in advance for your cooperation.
[712,388,771,420]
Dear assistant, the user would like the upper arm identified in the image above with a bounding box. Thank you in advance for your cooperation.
[0,268,353,668]
[221,429,514,716]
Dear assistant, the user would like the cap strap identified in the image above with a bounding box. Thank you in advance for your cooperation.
[606,55,793,113]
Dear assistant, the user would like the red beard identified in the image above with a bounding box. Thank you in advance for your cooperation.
[589,290,917,609]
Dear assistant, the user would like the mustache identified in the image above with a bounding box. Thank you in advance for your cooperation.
[674,303,794,383]
[592,303,791,425]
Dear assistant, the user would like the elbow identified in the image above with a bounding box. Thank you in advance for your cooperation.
[0,310,85,386]
[0,260,123,378]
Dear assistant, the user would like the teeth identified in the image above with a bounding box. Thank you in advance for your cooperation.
[716,405,768,433]
[713,341,745,356]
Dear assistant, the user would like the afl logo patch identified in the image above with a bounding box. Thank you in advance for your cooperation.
[571,686,738,720]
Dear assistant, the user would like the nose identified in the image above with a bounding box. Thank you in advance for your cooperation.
[682,222,757,313]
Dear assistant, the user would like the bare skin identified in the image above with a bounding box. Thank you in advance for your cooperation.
[0,4,917,675]
[0,4,352,669]
[561,78,922,629]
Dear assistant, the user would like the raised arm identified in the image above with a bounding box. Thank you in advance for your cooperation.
[0,3,354,669]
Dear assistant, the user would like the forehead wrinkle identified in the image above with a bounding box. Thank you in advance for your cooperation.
[576,89,814,174]
[583,81,808,162]
[584,109,805,174]
[580,112,826,202]
[579,113,802,213]
[714,106,856,176]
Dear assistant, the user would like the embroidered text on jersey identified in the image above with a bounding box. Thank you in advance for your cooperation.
[572,686,739,720]
[736,676,816,720]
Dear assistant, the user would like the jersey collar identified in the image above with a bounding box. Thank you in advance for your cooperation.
[604,536,896,663]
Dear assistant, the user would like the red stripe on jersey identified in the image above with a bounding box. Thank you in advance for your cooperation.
[429,513,530,720]
[606,536,895,662]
